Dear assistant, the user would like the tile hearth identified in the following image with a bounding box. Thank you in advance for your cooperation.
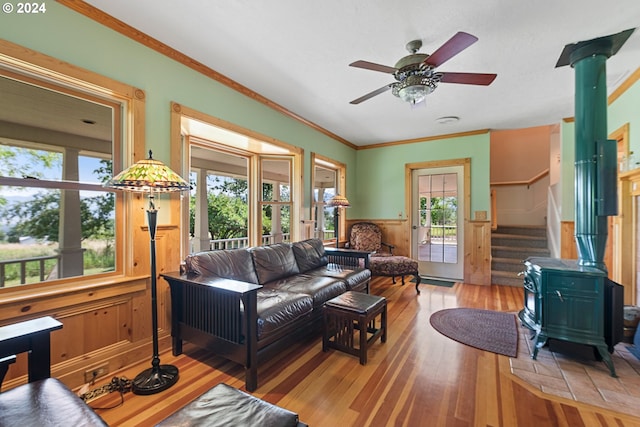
[510,325,640,417]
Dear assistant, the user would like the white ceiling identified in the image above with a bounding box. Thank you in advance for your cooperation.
[81,1,640,146]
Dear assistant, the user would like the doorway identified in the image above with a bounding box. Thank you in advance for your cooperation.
[411,166,464,280]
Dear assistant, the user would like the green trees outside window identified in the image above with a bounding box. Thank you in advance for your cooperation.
[0,146,116,287]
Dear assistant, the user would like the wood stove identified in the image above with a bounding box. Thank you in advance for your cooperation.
[518,257,623,377]
[518,29,632,377]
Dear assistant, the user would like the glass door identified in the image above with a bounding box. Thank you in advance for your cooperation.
[412,166,464,280]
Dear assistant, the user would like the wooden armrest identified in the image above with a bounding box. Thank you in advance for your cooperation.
[0,316,63,386]
[325,247,371,269]
[161,271,262,295]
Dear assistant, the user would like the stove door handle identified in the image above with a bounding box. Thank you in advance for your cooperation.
[555,290,564,302]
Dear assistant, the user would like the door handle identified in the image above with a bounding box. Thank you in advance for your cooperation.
[555,290,564,302]
[412,225,417,229]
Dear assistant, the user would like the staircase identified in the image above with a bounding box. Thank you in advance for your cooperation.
[491,225,550,286]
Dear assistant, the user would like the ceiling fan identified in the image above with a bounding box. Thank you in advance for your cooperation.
[349,31,497,105]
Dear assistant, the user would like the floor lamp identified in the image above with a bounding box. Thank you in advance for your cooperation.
[105,150,190,395]
[327,194,350,248]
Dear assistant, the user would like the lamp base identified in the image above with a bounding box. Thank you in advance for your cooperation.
[131,364,179,395]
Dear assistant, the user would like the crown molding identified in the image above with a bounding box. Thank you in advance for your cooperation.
[56,0,356,150]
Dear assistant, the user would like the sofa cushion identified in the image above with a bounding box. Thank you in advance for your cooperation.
[250,243,300,284]
[306,266,371,292]
[264,274,347,309]
[291,239,328,272]
[256,288,313,340]
[185,249,259,284]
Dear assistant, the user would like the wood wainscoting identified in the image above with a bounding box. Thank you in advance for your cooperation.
[345,219,410,256]
[561,218,636,305]
[465,219,492,285]
[346,218,492,286]
[0,223,183,391]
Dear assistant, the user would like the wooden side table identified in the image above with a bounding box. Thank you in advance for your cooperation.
[323,291,387,364]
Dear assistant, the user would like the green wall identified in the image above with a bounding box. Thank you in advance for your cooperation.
[353,133,491,219]
[0,3,492,223]
[560,77,640,221]
[610,77,640,154]
[0,2,356,217]
[5,3,636,226]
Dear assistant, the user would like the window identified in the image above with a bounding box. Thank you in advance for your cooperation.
[189,144,250,251]
[261,158,292,245]
[177,105,302,254]
[0,41,142,289]
[311,154,346,243]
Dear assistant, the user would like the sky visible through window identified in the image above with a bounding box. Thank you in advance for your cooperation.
[1,147,105,196]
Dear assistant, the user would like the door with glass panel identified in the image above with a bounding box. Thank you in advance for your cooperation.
[412,166,464,280]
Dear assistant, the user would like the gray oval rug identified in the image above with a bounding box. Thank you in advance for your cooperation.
[429,308,518,357]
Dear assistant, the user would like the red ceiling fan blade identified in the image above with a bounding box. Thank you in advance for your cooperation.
[350,84,393,104]
[349,60,397,74]
[425,32,478,68]
[439,72,497,85]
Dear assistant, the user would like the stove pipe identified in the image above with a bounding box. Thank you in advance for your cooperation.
[556,29,634,270]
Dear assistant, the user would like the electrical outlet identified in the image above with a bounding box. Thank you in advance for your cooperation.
[84,363,109,383]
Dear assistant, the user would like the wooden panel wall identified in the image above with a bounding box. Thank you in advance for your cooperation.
[0,207,183,391]
[561,221,578,260]
[346,218,492,285]
[465,220,492,286]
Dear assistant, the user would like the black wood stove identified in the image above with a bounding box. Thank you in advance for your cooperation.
[518,29,632,377]
[519,257,623,376]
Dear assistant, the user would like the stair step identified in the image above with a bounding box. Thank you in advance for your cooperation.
[491,270,524,287]
[493,225,547,237]
[491,245,550,259]
[491,233,548,248]
[492,257,525,272]
[491,225,548,286]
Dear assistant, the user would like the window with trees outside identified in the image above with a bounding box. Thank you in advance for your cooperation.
[184,119,301,253]
[0,59,127,289]
[312,154,346,243]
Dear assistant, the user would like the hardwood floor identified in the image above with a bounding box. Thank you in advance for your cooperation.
[89,277,640,426]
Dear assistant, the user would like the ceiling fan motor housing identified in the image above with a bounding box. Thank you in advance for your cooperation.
[392,53,441,104]
[394,53,429,69]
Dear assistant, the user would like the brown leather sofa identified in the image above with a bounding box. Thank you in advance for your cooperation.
[161,238,371,391]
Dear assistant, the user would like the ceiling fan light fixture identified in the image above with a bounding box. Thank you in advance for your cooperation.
[398,85,428,104]
[392,75,437,105]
